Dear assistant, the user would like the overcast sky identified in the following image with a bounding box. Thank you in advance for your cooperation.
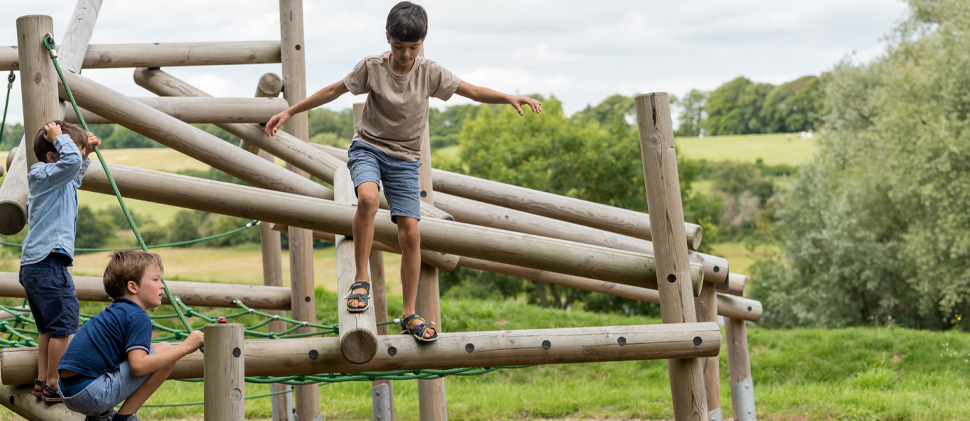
[1,0,909,126]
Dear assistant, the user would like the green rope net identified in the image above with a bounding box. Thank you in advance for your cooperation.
[0,35,529,408]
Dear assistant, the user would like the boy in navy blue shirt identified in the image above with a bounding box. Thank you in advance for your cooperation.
[19,120,99,401]
[58,251,204,421]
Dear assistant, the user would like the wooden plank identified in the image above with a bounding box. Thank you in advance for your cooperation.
[0,41,282,71]
[636,93,708,419]
[1,322,721,385]
[0,272,291,310]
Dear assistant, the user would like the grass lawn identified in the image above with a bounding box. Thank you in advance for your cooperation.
[676,133,817,166]
[1,296,966,420]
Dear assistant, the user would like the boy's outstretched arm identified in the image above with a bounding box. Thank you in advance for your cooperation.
[265,80,350,136]
[128,330,204,377]
[454,81,542,116]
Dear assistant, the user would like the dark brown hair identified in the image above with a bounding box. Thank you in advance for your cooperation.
[103,250,165,300]
[386,2,427,42]
[32,120,87,163]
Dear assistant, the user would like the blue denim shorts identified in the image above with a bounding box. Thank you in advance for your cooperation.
[347,141,422,223]
[19,252,79,338]
[59,350,154,416]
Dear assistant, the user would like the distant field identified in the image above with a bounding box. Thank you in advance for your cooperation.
[676,132,817,166]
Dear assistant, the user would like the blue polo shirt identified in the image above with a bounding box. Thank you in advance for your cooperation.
[59,298,152,378]
[20,134,91,265]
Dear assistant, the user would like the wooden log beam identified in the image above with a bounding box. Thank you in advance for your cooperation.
[720,272,747,297]
[335,167,379,364]
[0,374,82,420]
[64,97,289,124]
[636,93,708,419]
[0,272,291,310]
[436,192,727,285]
[58,71,334,200]
[131,67,455,223]
[1,322,721,385]
[318,144,703,251]
[455,257,762,322]
[0,41,281,71]
[726,318,757,421]
[0,143,28,235]
[270,223,459,272]
[1,3,100,234]
[78,164,703,291]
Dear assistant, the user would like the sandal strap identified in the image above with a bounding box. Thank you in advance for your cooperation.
[401,313,424,329]
[348,281,371,291]
[345,292,369,301]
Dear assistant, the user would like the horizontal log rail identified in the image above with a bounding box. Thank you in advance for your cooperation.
[1,41,281,71]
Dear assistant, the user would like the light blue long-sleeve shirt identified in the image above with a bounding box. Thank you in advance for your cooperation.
[20,134,91,266]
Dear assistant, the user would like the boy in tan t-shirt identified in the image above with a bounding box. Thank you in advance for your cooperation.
[265,1,541,342]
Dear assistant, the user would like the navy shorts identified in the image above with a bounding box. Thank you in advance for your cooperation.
[19,252,80,338]
[347,141,422,223]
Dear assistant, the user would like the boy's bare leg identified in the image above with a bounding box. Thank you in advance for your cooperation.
[45,336,70,387]
[349,181,380,309]
[117,343,175,416]
[397,217,434,339]
[36,333,49,391]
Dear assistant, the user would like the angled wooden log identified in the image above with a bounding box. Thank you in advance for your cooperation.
[1,322,721,385]
[78,164,703,291]
[131,67,454,223]
[318,144,703,250]
[64,97,289,124]
[455,257,762,322]
[0,41,282,71]
[1,3,101,235]
[637,93,708,419]
[436,192,727,285]
[0,272,291,310]
[0,143,28,235]
[58,71,334,200]
[335,167,378,364]
[0,373,82,420]
[269,223,459,272]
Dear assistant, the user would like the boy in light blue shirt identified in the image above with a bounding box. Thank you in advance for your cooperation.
[18,120,100,401]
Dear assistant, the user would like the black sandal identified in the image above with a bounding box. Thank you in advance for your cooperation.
[400,314,438,343]
[345,281,371,313]
[32,379,44,399]
[41,383,62,402]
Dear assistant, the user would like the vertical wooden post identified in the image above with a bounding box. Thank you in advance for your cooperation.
[415,46,447,421]
[204,323,245,421]
[635,93,708,420]
[695,283,721,420]
[725,318,757,421]
[354,102,397,420]
[3,16,57,235]
[278,2,319,420]
[241,72,292,421]
[17,15,58,169]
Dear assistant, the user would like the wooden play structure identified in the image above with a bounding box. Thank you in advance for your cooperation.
[0,2,761,420]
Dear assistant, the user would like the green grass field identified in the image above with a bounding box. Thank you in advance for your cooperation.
[676,132,817,166]
[1,295,966,420]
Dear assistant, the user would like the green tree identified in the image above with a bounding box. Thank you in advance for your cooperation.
[753,0,970,331]
[704,76,774,135]
[674,89,707,136]
[307,108,354,142]
[761,75,825,133]
[1,123,25,151]
[75,205,112,250]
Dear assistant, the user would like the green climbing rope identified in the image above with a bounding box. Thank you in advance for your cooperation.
[41,34,192,335]
[0,219,260,252]
[0,71,14,147]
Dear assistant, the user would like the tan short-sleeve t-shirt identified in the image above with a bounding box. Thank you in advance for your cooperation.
[343,51,462,162]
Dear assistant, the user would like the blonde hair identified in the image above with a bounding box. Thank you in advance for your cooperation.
[103,250,164,299]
